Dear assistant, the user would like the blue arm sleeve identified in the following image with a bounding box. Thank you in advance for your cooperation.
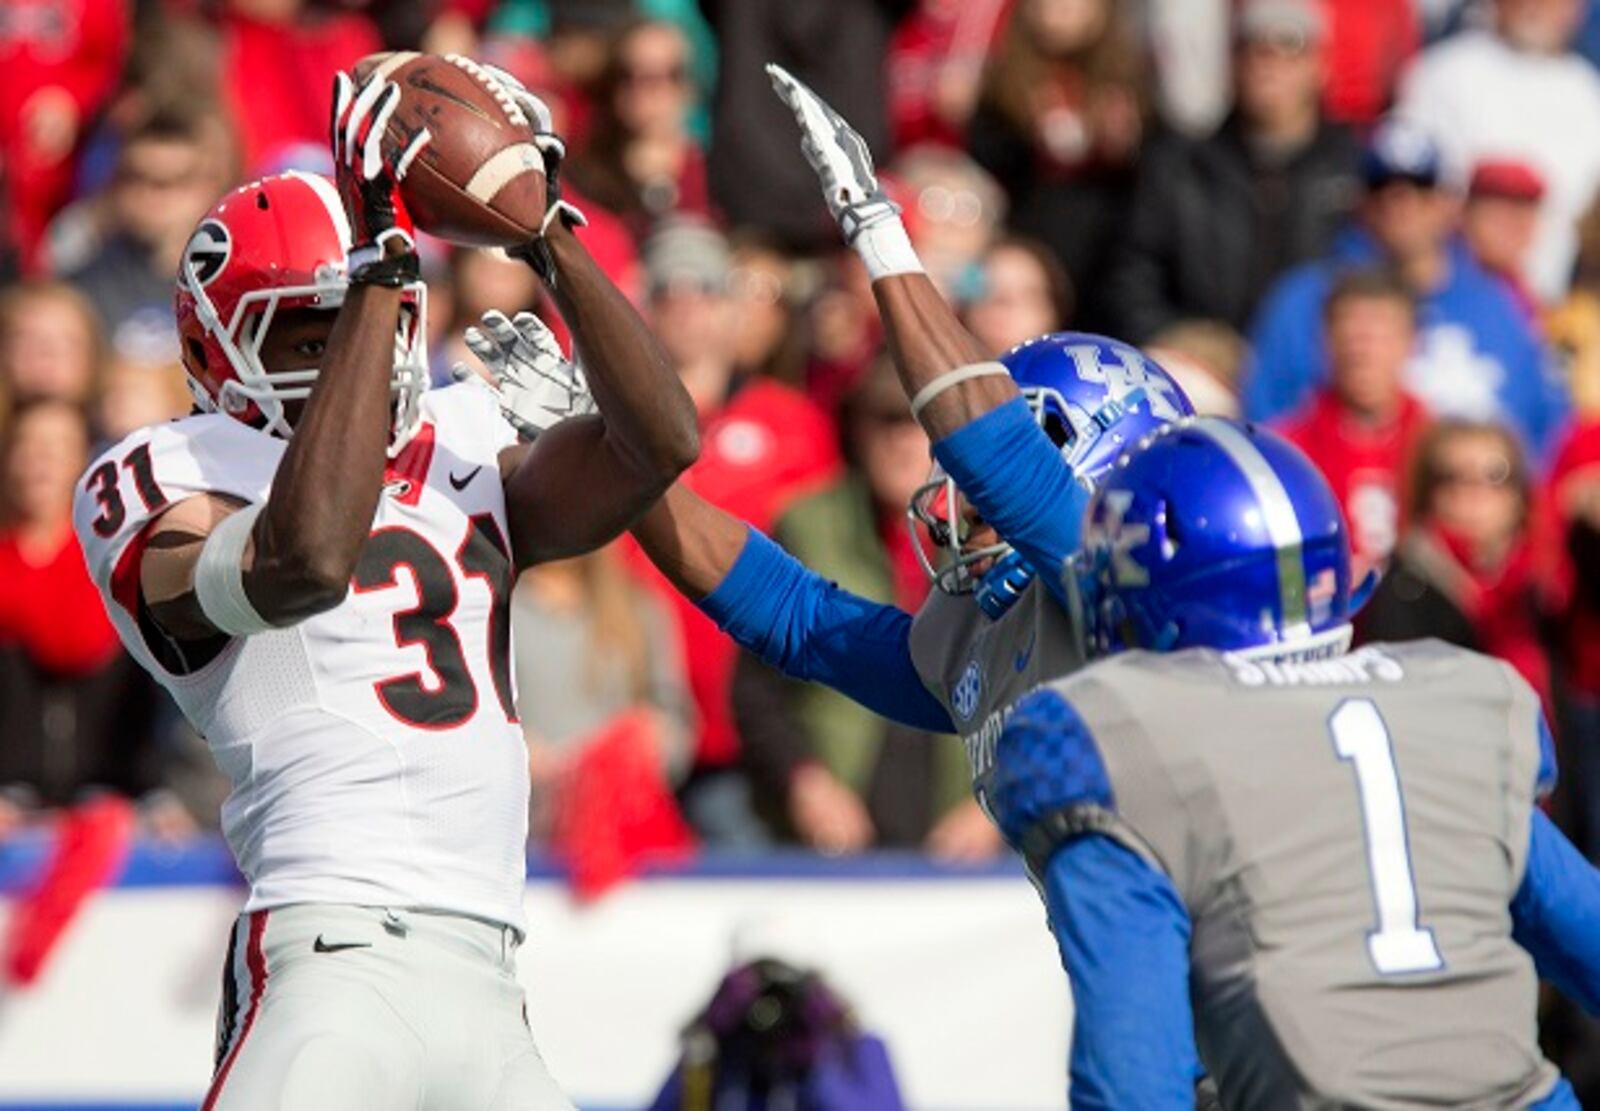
[1043,837,1200,1110]
[1511,808,1600,1015]
[699,527,955,734]
[1537,712,1558,800]
[931,398,1089,607]
[984,688,1200,1108]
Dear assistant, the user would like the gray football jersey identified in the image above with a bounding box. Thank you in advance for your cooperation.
[909,579,1086,777]
[1050,639,1559,1110]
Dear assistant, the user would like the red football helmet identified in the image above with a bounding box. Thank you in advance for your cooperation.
[175,171,428,452]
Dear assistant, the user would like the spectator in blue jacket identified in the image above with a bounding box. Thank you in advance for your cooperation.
[1245,118,1568,459]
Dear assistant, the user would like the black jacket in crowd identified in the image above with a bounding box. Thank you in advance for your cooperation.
[702,0,911,252]
[1104,114,1362,344]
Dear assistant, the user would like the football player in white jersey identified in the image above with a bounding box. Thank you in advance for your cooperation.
[70,68,697,1110]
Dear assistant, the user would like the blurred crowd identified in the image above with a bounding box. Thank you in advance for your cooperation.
[3,0,1600,898]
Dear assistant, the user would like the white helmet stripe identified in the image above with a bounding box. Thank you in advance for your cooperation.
[1191,417,1310,636]
[287,170,353,254]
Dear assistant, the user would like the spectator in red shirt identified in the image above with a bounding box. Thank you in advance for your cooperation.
[1319,0,1420,127]
[885,0,1010,150]
[569,18,711,241]
[0,0,130,274]
[627,218,841,845]
[0,401,116,681]
[1279,268,1431,573]
[217,0,381,175]
[0,400,180,832]
[1357,418,1556,713]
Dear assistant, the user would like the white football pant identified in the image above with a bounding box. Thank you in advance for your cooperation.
[203,903,574,1110]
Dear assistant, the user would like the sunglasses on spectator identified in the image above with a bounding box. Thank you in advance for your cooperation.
[651,277,728,299]
[917,185,987,228]
[1437,461,1515,489]
[621,64,688,88]
[115,164,201,190]
[729,267,786,306]
[1239,32,1314,56]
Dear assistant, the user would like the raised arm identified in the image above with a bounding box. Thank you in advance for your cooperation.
[433,69,697,568]
[765,65,1013,439]
[494,220,699,568]
[635,485,955,734]
[766,66,1088,584]
[1044,838,1200,1109]
[143,72,428,639]
[987,687,1201,1108]
[632,482,751,601]
[458,312,952,733]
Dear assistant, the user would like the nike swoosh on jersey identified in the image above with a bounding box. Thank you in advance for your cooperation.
[1015,632,1037,673]
[449,466,483,491]
[312,936,372,954]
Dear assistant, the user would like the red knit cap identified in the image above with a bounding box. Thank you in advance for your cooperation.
[1469,159,1546,202]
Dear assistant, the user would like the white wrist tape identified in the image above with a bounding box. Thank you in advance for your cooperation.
[909,361,1012,420]
[194,503,276,637]
[855,217,924,282]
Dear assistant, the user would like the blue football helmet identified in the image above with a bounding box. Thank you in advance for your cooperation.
[909,332,1195,618]
[1072,417,1368,660]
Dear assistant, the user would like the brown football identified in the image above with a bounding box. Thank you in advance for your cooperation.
[352,52,547,248]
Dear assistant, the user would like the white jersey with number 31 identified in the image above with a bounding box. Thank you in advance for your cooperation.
[72,385,531,931]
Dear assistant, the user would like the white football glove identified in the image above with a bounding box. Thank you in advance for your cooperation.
[451,309,596,441]
[765,63,901,244]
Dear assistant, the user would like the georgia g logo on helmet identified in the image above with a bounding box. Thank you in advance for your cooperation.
[182,219,232,288]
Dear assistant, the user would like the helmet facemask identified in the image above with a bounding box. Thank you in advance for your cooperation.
[182,249,430,456]
[907,461,1013,599]
[905,384,1131,611]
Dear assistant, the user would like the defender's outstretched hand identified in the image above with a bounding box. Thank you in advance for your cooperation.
[453,309,596,440]
[765,64,900,246]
